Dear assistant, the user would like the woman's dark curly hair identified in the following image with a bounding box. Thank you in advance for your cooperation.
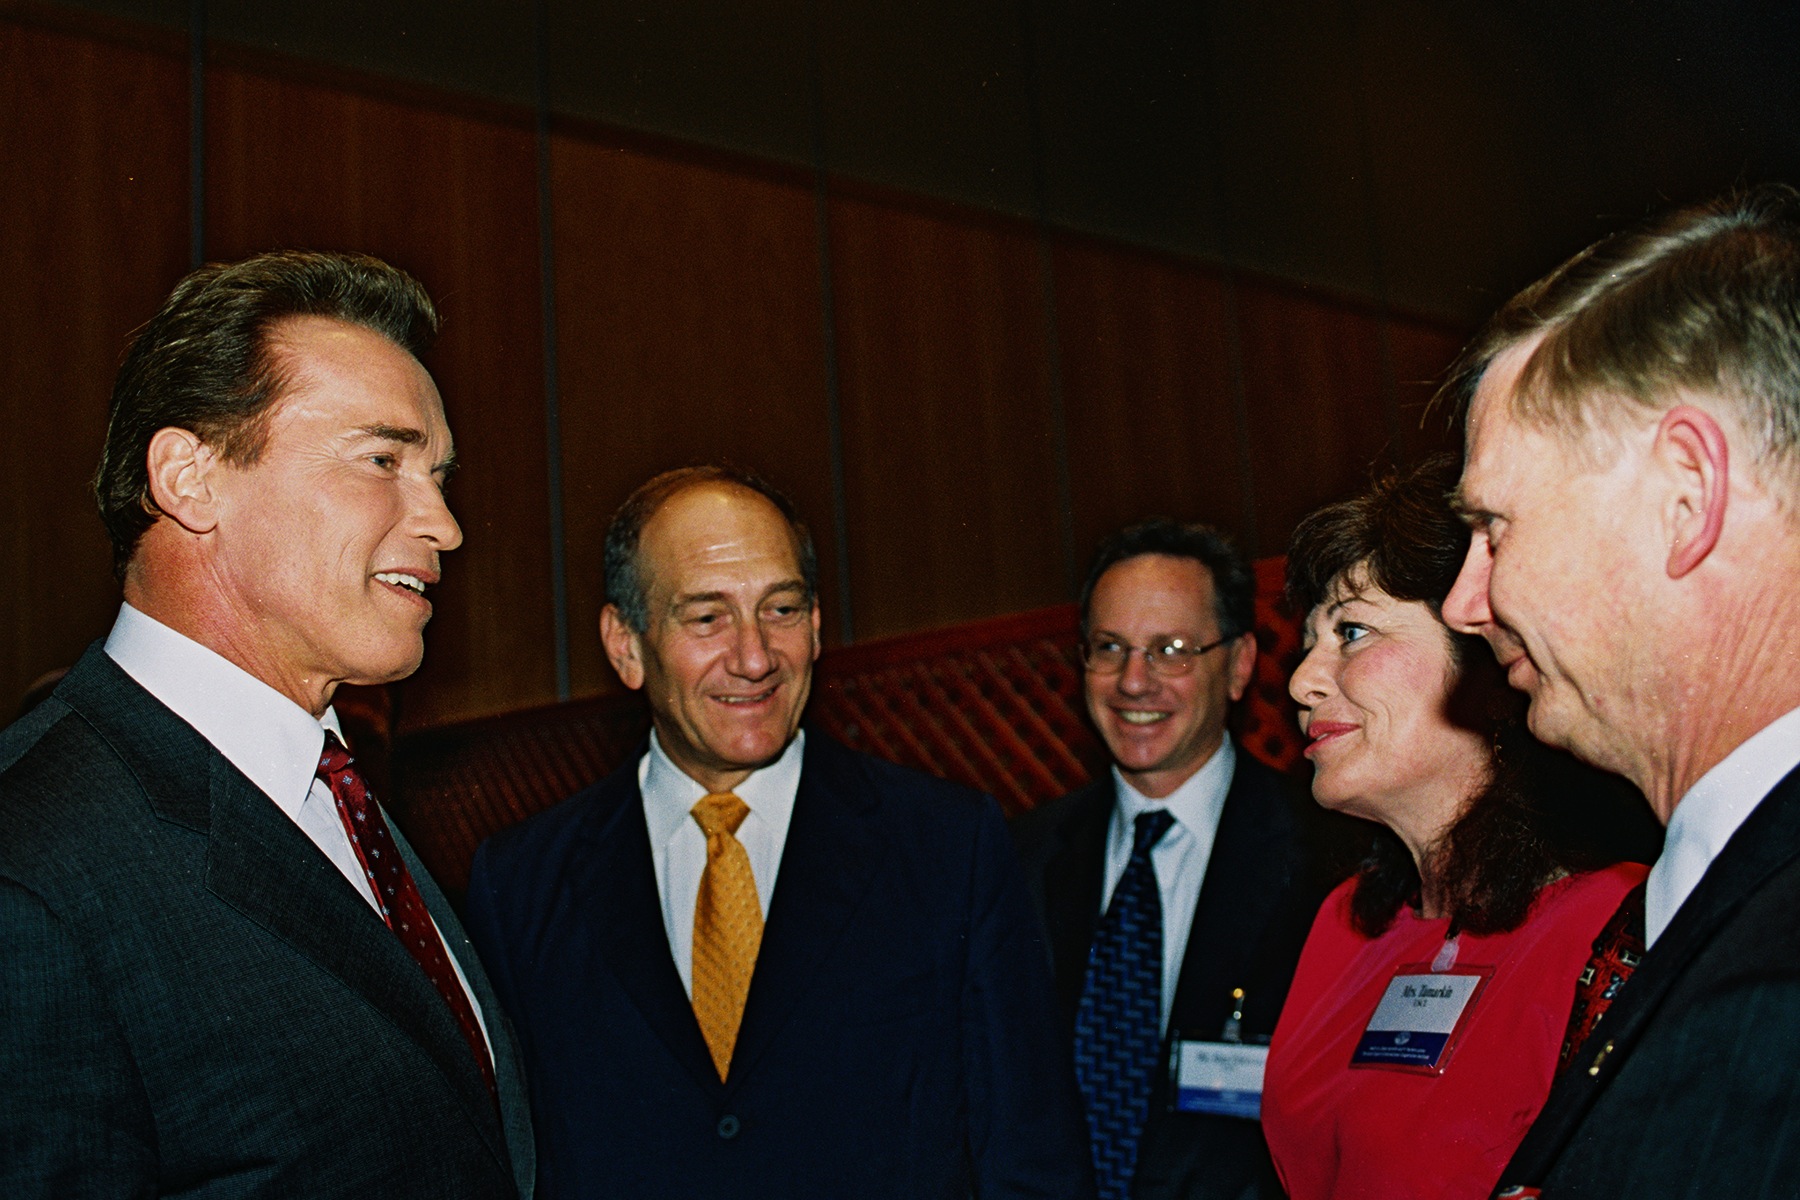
[1285,454,1654,938]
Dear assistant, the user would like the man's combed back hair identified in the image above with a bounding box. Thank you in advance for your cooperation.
[1078,518,1253,641]
[94,250,439,578]
[604,465,818,633]
[1443,183,1800,472]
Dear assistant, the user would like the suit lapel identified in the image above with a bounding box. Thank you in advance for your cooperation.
[1170,770,1281,1037]
[568,772,725,1096]
[1511,767,1800,1180]
[205,769,505,1145]
[1038,781,1112,1023]
[59,647,509,1169]
[400,825,534,1195]
[725,734,884,1091]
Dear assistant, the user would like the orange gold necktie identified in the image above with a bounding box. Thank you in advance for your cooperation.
[690,792,764,1080]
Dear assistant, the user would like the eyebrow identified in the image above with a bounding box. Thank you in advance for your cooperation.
[1447,487,1492,528]
[670,579,810,608]
[358,423,424,445]
[354,424,458,478]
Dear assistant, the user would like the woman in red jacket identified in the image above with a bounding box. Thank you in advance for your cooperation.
[1262,457,1654,1200]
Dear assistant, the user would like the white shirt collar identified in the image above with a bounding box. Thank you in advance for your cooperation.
[639,726,806,849]
[1110,734,1236,839]
[103,603,343,818]
[1645,704,1800,946]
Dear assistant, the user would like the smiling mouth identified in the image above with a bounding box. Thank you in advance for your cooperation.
[374,571,430,598]
[1303,722,1358,753]
[713,686,779,707]
[1115,710,1170,726]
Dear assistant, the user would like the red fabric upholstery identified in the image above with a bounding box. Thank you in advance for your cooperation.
[389,557,1305,900]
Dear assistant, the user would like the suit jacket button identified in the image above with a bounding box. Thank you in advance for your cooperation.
[717,1115,740,1139]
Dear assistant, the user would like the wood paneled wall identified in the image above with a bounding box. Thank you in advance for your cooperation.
[0,18,185,715]
[829,192,1066,640]
[550,136,839,695]
[0,9,1471,730]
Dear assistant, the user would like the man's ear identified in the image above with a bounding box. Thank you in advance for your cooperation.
[1225,631,1258,704]
[809,600,822,662]
[144,426,221,535]
[600,605,646,691]
[1656,405,1730,579]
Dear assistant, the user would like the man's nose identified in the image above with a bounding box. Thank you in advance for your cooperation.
[726,617,775,678]
[1115,647,1157,694]
[414,480,464,552]
[1442,531,1493,633]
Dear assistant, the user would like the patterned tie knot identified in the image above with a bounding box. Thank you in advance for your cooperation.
[693,792,751,840]
[1132,809,1176,857]
[317,731,353,776]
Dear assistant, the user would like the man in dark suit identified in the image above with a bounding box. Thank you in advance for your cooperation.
[1013,521,1318,1200]
[1442,184,1800,1197]
[465,466,1095,1199]
[0,252,533,1197]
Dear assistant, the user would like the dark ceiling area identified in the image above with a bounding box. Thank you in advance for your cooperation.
[51,0,1800,326]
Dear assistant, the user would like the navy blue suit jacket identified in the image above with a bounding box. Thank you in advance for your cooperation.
[466,730,1096,1200]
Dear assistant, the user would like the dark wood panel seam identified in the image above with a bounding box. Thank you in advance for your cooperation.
[1017,0,1077,599]
[534,0,570,701]
[187,0,203,269]
[808,0,855,645]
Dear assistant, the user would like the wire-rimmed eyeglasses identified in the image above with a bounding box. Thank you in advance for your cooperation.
[1079,633,1234,676]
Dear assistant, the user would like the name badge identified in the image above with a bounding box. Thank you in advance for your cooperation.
[1349,964,1492,1074]
[1172,1040,1268,1119]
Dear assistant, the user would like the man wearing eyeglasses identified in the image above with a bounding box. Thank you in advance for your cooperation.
[1014,519,1320,1200]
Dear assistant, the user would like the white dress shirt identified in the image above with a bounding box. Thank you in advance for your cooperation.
[103,603,489,1053]
[641,728,805,998]
[1100,735,1236,1033]
[1646,704,1800,947]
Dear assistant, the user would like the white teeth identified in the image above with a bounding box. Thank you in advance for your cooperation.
[1118,711,1169,725]
[374,572,426,594]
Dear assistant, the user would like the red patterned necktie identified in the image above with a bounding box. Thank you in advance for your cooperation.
[317,733,497,1101]
[1557,880,1646,1076]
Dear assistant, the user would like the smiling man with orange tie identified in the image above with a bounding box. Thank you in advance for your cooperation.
[465,465,1095,1200]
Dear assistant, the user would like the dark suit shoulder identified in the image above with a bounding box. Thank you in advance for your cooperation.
[0,693,75,774]
[805,730,987,808]
[800,731,1006,855]
[1225,750,1304,828]
[1009,777,1109,865]
[0,703,160,891]
[474,750,643,881]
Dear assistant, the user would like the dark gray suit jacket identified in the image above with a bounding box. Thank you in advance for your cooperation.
[0,643,534,1198]
[1012,750,1322,1200]
[1494,765,1800,1197]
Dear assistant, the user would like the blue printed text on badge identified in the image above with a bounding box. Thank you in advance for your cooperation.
[1173,1041,1267,1119]
[1350,970,1486,1072]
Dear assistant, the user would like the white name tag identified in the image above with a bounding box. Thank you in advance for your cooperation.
[1350,967,1490,1074]
[1172,1040,1268,1119]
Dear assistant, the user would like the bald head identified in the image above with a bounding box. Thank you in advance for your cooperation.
[603,465,817,635]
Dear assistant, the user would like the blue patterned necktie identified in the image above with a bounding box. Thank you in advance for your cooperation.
[1074,808,1176,1200]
